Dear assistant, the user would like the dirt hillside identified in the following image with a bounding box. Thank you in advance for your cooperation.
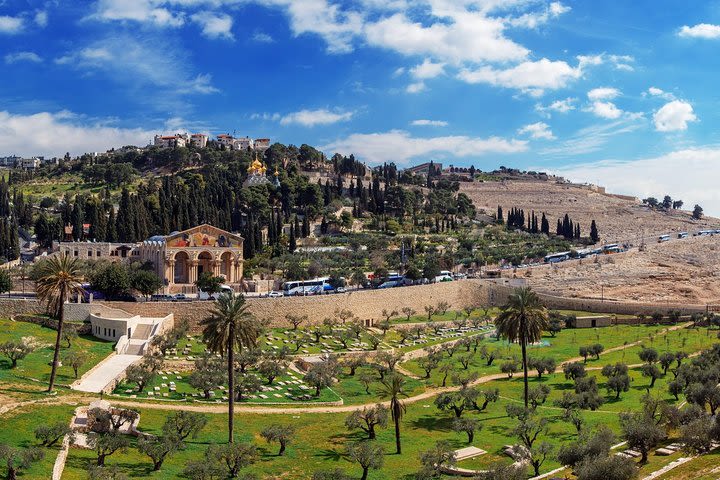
[460,180,719,244]
[526,235,720,304]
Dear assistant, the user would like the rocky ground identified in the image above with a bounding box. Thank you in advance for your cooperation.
[527,235,720,304]
[460,179,720,244]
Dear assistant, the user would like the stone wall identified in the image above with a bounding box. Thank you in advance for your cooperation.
[97,279,490,331]
[0,297,44,317]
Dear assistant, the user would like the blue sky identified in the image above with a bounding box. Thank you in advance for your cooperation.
[2,0,720,213]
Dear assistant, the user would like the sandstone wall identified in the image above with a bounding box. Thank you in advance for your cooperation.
[98,280,490,331]
[0,297,44,317]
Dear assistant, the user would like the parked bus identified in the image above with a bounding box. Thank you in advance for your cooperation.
[677,232,688,239]
[697,230,715,236]
[658,234,670,243]
[544,252,571,263]
[282,277,332,296]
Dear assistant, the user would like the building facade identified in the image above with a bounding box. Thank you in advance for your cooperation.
[59,224,244,294]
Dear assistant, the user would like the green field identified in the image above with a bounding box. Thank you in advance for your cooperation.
[0,318,114,388]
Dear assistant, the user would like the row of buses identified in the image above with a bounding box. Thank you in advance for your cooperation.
[658,229,720,243]
[543,243,625,264]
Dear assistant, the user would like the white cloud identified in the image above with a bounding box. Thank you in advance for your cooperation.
[457,57,586,95]
[250,112,281,121]
[646,87,675,101]
[321,130,527,165]
[587,87,620,101]
[509,1,570,29]
[557,148,720,217]
[588,101,623,119]
[518,122,555,140]
[406,81,426,94]
[678,23,720,39]
[4,51,42,64]
[55,35,218,95]
[541,97,576,113]
[541,117,644,157]
[364,11,529,64]
[0,110,154,157]
[191,12,234,39]
[34,10,48,27]
[88,0,184,27]
[653,100,697,132]
[410,58,445,79]
[279,108,354,126]
[251,31,274,43]
[0,15,24,34]
[411,119,448,127]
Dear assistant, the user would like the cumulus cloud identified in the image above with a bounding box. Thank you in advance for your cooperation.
[279,108,354,126]
[411,119,448,127]
[518,122,555,140]
[588,101,623,119]
[410,59,445,79]
[646,87,675,101]
[87,0,184,27]
[0,110,154,157]
[509,1,570,29]
[653,100,697,132]
[536,97,576,116]
[55,35,218,95]
[191,13,234,39]
[34,10,48,27]
[321,130,527,165]
[4,51,42,64]
[678,23,720,39]
[587,87,620,101]
[556,148,720,216]
[457,57,586,95]
[0,15,24,34]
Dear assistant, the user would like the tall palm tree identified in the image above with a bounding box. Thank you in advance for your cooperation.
[200,292,260,443]
[495,286,549,408]
[379,373,408,454]
[35,254,84,393]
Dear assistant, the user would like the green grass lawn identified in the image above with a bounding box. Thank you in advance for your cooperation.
[0,405,76,479]
[402,324,706,388]
[0,318,115,388]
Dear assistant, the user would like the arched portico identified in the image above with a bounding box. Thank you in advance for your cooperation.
[174,251,190,284]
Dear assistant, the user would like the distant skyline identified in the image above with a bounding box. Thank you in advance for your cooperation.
[2,1,720,214]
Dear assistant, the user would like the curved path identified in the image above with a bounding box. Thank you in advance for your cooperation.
[1,322,692,417]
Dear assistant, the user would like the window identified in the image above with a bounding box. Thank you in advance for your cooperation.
[97,250,101,257]
[88,251,92,257]
[112,329,116,337]
[74,250,78,257]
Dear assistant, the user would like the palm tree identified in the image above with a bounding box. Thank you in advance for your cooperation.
[199,292,260,443]
[35,254,85,393]
[495,286,549,408]
[379,374,408,454]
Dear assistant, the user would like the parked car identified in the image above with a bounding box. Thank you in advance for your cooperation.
[268,291,283,298]
[150,294,173,302]
[335,287,347,293]
[173,293,188,301]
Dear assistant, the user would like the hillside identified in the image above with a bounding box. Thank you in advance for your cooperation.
[527,235,720,304]
[459,179,720,244]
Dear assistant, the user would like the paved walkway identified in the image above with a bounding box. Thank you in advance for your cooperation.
[72,355,141,393]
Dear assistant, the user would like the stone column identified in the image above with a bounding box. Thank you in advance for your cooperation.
[167,260,175,285]
[190,260,199,284]
[213,260,221,277]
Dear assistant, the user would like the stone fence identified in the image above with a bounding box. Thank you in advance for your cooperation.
[97,279,490,331]
[0,280,712,332]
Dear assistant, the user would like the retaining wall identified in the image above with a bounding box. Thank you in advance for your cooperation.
[97,280,490,331]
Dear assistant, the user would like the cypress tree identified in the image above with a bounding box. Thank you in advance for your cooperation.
[289,225,296,253]
[590,220,599,243]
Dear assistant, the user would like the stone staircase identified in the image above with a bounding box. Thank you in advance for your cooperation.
[131,324,153,340]
[124,343,145,355]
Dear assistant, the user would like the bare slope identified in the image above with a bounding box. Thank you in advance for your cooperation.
[528,236,720,304]
[460,180,719,244]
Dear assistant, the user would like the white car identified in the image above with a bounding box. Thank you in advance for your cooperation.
[268,291,283,298]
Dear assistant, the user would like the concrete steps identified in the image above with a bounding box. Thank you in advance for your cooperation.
[131,324,152,340]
